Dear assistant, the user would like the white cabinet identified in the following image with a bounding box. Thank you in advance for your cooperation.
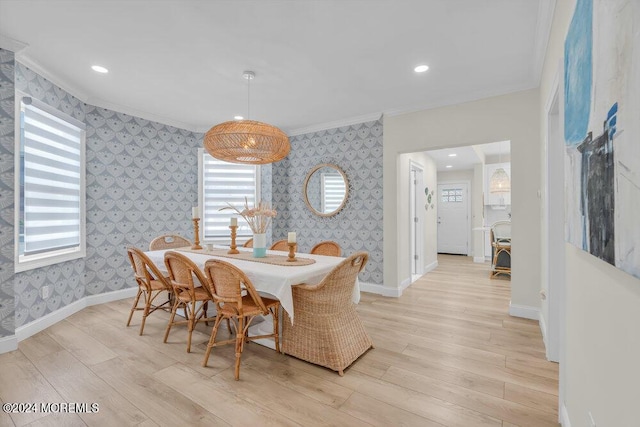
[484,162,511,206]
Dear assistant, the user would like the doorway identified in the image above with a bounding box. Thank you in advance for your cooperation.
[410,161,425,281]
[437,181,470,255]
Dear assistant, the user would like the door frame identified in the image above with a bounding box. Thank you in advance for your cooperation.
[542,65,563,364]
[437,180,471,255]
[409,160,425,278]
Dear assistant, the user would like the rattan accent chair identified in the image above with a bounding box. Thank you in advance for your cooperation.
[163,251,213,352]
[202,259,281,380]
[149,234,192,251]
[269,239,290,251]
[310,241,342,257]
[242,238,253,248]
[490,221,511,278]
[126,247,173,335]
[282,251,373,376]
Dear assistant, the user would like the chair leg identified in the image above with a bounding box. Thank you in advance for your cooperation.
[202,314,223,367]
[234,316,244,380]
[139,290,152,335]
[164,300,179,343]
[271,305,280,353]
[186,301,196,353]
[127,288,143,327]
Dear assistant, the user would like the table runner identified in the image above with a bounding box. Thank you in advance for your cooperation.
[177,247,316,266]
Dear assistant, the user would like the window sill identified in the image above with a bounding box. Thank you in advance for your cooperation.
[16,248,86,273]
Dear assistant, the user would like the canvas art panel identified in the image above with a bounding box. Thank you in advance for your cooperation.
[564,0,640,278]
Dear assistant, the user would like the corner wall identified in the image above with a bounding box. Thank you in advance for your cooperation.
[540,0,640,425]
[272,120,384,285]
[383,89,541,310]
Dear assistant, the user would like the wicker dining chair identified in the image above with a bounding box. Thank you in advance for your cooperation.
[242,238,253,248]
[310,240,342,257]
[126,247,173,335]
[282,251,373,376]
[269,239,290,251]
[490,221,511,278]
[202,259,281,380]
[149,234,192,251]
[163,251,213,352]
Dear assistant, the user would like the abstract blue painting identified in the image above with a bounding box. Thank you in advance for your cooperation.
[564,0,640,279]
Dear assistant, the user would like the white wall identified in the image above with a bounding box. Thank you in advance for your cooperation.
[383,88,541,310]
[540,0,640,425]
[398,152,438,285]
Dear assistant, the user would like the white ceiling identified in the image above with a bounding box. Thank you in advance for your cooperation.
[0,0,553,134]
[428,141,511,172]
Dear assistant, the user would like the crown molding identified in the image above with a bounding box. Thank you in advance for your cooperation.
[0,33,28,53]
[88,96,200,133]
[532,0,557,86]
[383,82,538,118]
[15,55,200,134]
[286,112,383,137]
[16,54,90,102]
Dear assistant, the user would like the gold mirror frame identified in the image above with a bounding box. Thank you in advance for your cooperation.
[303,163,349,217]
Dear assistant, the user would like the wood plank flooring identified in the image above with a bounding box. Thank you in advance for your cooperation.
[0,255,559,426]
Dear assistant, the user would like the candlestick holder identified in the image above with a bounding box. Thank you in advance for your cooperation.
[191,218,202,250]
[287,242,297,262]
[228,225,240,254]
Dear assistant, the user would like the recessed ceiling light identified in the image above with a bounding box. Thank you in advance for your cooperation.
[446,165,453,168]
[414,65,429,73]
[234,115,244,120]
[91,65,109,73]
[448,153,457,157]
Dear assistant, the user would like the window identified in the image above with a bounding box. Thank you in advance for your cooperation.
[199,150,259,240]
[441,188,463,203]
[15,94,86,272]
[321,173,346,213]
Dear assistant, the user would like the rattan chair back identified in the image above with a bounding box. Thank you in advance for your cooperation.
[312,251,368,311]
[270,239,290,251]
[310,241,342,257]
[204,259,267,314]
[243,238,254,248]
[164,251,211,299]
[149,234,192,251]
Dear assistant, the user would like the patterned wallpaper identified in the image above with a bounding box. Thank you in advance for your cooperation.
[0,49,15,338]
[272,120,384,285]
[13,63,201,326]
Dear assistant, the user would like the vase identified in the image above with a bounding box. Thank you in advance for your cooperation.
[253,233,267,258]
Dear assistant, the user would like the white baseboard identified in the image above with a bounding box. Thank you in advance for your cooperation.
[508,302,540,320]
[0,334,18,354]
[11,287,138,349]
[560,401,571,427]
[473,256,485,263]
[359,282,402,297]
[423,260,438,273]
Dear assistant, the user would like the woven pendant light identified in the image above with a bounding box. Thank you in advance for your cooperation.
[489,167,510,193]
[204,71,290,165]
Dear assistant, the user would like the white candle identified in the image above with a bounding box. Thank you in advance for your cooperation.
[288,232,296,243]
[230,217,237,226]
[192,206,199,218]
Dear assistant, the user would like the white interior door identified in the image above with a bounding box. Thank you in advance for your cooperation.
[437,182,469,255]
[410,163,425,276]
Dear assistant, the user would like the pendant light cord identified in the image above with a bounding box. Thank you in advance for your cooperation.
[247,74,250,120]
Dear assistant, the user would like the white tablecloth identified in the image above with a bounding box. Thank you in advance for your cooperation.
[145,246,360,321]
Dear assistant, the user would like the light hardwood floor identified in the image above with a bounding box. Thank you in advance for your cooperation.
[0,255,559,426]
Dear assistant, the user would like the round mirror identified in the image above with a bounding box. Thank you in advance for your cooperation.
[303,163,349,217]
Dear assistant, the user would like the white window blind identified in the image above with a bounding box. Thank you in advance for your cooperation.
[202,154,258,239]
[17,95,86,268]
[322,173,346,213]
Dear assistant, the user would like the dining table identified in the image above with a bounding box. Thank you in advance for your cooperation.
[144,245,360,323]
